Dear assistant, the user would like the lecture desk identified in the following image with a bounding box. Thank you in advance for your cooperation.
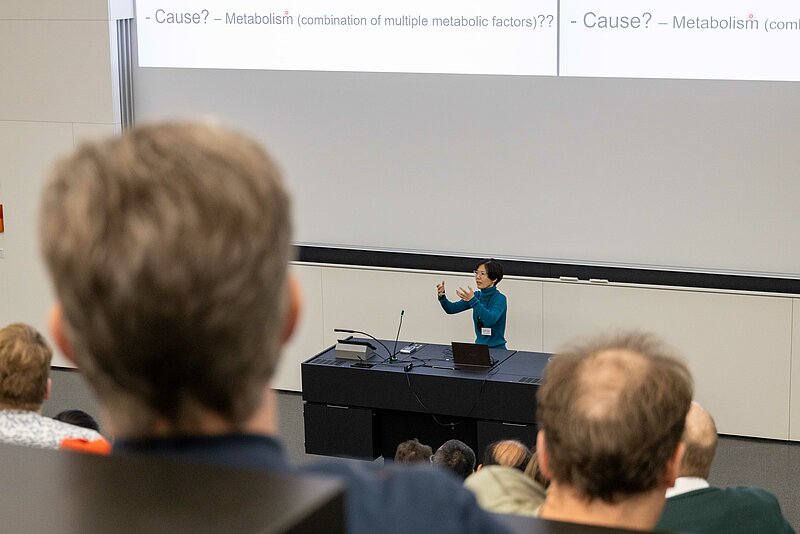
[301,341,551,461]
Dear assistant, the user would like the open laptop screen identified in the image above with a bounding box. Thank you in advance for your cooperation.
[451,342,493,368]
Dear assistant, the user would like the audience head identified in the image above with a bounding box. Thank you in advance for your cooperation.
[54,409,101,432]
[524,452,550,488]
[679,401,718,479]
[536,331,693,528]
[0,323,53,411]
[394,438,433,465]
[39,121,295,437]
[483,440,531,471]
[432,439,476,480]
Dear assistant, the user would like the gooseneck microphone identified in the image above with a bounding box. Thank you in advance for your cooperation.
[391,310,405,362]
[333,328,392,360]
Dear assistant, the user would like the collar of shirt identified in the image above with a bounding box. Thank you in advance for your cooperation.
[666,476,710,498]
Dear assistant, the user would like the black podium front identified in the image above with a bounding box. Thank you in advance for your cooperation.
[301,341,551,461]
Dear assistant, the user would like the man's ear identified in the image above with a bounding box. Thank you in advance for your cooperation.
[49,303,77,366]
[44,378,52,401]
[281,274,302,345]
[536,430,553,479]
[664,441,685,488]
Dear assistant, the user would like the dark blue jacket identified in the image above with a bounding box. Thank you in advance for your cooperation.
[115,434,508,534]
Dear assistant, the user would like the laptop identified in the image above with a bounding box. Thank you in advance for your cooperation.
[451,342,494,369]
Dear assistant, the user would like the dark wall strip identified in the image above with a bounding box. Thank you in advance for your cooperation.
[296,246,800,295]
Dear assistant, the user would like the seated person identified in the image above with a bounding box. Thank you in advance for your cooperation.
[431,439,476,480]
[523,452,550,490]
[657,402,794,533]
[39,122,507,534]
[394,438,433,465]
[465,444,545,517]
[481,440,531,471]
[55,409,111,455]
[536,332,693,531]
[0,323,103,449]
[54,409,100,432]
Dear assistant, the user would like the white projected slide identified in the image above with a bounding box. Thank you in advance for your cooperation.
[135,0,558,76]
[560,0,800,81]
[136,0,800,81]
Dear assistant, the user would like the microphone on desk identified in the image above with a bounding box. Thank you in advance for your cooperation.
[333,328,392,360]
[391,310,405,363]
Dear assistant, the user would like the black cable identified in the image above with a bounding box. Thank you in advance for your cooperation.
[403,364,496,428]
[403,371,461,427]
[463,370,494,419]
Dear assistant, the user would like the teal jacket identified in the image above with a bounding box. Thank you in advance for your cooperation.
[439,285,507,349]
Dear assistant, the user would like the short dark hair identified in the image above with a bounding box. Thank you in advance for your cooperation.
[394,438,433,464]
[53,409,101,432]
[483,440,531,471]
[432,439,476,480]
[537,331,693,503]
[475,259,503,285]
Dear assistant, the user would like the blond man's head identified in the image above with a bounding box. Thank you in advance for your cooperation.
[0,323,52,411]
[39,122,292,435]
[680,402,718,479]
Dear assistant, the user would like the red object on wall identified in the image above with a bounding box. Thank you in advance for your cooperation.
[0,204,4,233]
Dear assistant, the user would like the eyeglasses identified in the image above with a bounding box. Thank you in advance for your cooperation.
[473,270,488,278]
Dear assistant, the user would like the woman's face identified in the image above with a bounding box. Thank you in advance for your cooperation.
[474,264,494,289]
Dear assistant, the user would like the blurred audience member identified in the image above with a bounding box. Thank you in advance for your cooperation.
[536,331,693,531]
[465,463,546,516]
[657,402,794,533]
[524,452,550,489]
[482,439,531,471]
[39,122,506,534]
[394,438,433,465]
[0,323,102,449]
[432,439,476,480]
[54,409,100,432]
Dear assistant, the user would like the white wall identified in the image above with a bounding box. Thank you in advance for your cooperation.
[543,282,792,440]
[0,1,130,365]
[278,263,798,441]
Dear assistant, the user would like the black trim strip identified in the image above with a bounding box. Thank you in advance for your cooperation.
[296,246,800,295]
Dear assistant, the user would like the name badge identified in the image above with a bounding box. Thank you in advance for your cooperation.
[481,327,492,336]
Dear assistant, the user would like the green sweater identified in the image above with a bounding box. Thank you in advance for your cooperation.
[657,486,794,534]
